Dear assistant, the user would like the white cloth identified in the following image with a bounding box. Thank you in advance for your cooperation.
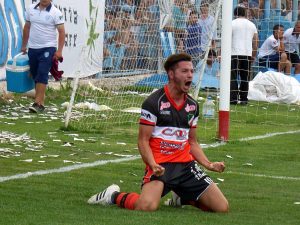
[283,28,300,53]
[248,71,300,104]
[231,17,258,56]
[258,35,280,58]
[25,3,64,49]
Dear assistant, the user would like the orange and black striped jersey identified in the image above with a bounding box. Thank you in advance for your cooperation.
[139,85,199,164]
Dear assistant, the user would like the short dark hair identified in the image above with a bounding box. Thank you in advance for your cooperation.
[234,6,246,17]
[273,24,284,35]
[164,53,192,72]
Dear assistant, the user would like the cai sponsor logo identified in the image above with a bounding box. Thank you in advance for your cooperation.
[185,104,196,112]
[160,101,171,110]
[162,128,187,140]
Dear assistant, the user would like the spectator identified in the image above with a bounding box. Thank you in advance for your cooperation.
[231,6,258,105]
[171,0,190,51]
[185,10,202,67]
[198,3,217,52]
[258,24,291,75]
[283,21,300,74]
[21,0,65,113]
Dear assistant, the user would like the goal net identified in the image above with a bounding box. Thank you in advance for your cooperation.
[65,0,222,142]
[64,0,300,143]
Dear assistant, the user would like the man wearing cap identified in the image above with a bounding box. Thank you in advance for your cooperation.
[21,0,65,113]
[87,53,229,213]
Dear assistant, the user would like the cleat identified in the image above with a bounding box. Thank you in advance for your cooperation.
[29,103,45,113]
[87,184,120,205]
[164,191,181,207]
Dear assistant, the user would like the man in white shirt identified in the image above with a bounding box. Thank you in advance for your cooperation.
[231,6,258,105]
[283,21,300,74]
[258,24,291,75]
[21,0,65,113]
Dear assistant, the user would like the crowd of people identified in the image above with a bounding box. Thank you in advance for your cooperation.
[103,0,219,73]
[102,0,300,105]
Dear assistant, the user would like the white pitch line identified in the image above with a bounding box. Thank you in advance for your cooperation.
[1,129,300,183]
[226,171,300,181]
[0,156,140,183]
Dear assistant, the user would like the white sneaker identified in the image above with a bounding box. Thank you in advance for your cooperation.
[87,184,120,205]
[164,191,182,207]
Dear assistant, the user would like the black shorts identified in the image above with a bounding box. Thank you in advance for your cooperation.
[143,161,213,202]
[286,51,300,66]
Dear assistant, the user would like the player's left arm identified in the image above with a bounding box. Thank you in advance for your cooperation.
[189,128,225,173]
[55,24,65,60]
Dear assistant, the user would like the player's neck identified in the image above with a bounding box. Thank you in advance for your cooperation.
[167,84,186,104]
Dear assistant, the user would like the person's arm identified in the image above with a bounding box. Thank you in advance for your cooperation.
[54,24,65,60]
[252,32,259,59]
[278,37,285,53]
[189,128,225,172]
[138,124,165,176]
[21,21,31,53]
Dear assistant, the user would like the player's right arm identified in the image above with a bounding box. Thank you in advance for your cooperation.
[138,124,165,176]
[21,21,31,53]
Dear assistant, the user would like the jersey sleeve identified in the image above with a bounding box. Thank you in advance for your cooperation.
[54,10,64,25]
[25,6,30,22]
[139,98,158,126]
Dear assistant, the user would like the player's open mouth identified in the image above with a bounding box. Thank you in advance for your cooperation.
[185,81,192,87]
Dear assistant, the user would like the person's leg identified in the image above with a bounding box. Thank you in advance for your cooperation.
[88,181,164,211]
[134,180,164,211]
[230,56,239,104]
[239,56,251,103]
[197,183,229,212]
[35,47,56,106]
[279,53,291,75]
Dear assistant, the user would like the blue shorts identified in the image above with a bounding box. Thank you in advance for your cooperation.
[28,47,56,84]
[259,54,280,70]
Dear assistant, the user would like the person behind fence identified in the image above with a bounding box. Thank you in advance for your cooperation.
[21,0,65,113]
[230,6,258,105]
[283,21,300,74]
[198,2,217,52]
[185,9,202,68]
[258,24,291,75]
[87,53,229,212]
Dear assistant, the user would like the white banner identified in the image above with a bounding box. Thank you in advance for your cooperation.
[0,0,105,80]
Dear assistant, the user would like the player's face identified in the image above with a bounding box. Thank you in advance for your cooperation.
[172,61,194,93]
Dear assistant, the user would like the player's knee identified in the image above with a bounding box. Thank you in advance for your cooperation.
[217,199,229,213]
[281,53,288,61]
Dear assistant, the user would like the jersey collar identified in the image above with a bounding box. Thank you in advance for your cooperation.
[34,2,52,12]
[164,85,187,111]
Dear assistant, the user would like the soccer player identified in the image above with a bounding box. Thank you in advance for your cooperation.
[88,53,229,212]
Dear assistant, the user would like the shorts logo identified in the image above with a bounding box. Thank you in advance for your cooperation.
[160,101,171,110]
[185,104,196,112]
[44,52,50,58]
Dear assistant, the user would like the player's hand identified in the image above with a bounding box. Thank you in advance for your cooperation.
[21,46,27,54]
[209,161,225,173]
[53,51,63,61]
[151,164,165,177]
